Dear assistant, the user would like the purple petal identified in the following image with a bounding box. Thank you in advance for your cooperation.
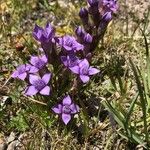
[84,33,93,43]
[25,64,32,71]
[88,67,100,75]
[73,43,84,51]
[11,70,18,78]
[69,66,79,74]
[63,45,73,51]
[29,66,39,73]
[39,86,50,95]
[30,56,38,66]
[80,75,90,83]
[70,104,79,114]
[45,23,52,33]
[42,73,51,84]
[52,104,62,114]
[25,86,38,96]
[63,95,72,105]
[79,59,89,68]
[45,22,55,39]
[33,24,43,41]
[62,113,71,125]
[29,74,39,84]
[17,64,26,72]
[102,12,112,22]
[41,55,48,63]
[18,72,27,80]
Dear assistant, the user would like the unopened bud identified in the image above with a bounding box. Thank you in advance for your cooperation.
[84,33,93,43]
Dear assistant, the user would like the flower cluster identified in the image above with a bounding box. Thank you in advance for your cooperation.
[12,0,118,125]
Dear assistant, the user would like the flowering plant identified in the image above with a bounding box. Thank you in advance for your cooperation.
[12,0,118,127]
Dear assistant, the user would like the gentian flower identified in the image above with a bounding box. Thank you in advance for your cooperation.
[61,54,80,68]
[33,23,56,63]
[52,95,79,125]
[33,22,55,43]
[29,55,48,73]
[11,64,30,80]
[58,35,84,52]
[70,59,100,83]
[25,73,51,96]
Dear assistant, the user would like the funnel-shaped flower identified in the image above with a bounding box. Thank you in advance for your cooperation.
[25,73,51,96]
[58,35,84,52]
[29,55,48,73]
[33,22,55,43]
[11,64,30,80]
[70,59,100,83]
[52,95,79,125]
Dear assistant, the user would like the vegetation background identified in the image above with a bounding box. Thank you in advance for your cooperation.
[0,0,150,149]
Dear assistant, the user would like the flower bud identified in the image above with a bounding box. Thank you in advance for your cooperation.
[98,12,112,37]
[79,8,88,18]
[84,33,93,43]
[75,26,85,38]
[102,12,112,22]
[79,8,89,25]
[75,27,86,43]
[87,0,98,7]
[87,0,100,26]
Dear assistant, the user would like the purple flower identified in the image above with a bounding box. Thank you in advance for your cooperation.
[99,0,118,14]
[58,35,84,52]
[52,95,79,125]
[29,55,48,73]
[11,64,30,80]
[33,22,55,43]
[61,54,80,68]
[70,59,100,83]
[25,73,51,96]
